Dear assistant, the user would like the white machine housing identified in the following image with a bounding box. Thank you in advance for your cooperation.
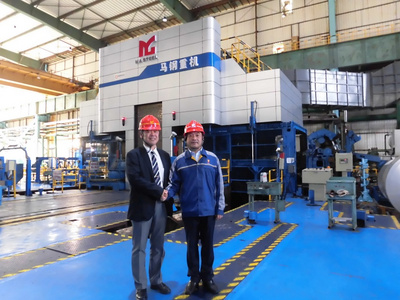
[378,157,400,212]
[80,17,303,153]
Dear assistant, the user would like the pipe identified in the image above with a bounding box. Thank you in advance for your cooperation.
[250,101,257,164]
[348,114,397,122]
[397,101,400,129]
[328,0,337,43]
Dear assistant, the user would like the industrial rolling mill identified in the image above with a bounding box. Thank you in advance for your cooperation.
[1,115,400,230]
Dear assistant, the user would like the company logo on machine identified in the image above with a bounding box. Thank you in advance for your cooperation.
[100,52,220,88]
[136,35,157,63]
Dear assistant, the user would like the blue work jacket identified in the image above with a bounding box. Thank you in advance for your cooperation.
[167,148,225,217]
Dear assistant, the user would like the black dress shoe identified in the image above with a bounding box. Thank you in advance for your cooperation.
[150,282,171,294]
[185,280,199,295]
[135,288,147,300]
[203,279,219,294]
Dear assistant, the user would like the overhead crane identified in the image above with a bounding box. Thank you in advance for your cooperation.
[0,60,93,96]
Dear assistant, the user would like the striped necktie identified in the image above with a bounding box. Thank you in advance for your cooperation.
[151,151,161,186]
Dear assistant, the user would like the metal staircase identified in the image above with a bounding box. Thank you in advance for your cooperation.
[221,37,270,73]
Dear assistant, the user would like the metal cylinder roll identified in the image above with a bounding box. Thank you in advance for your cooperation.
[378,157,400,212]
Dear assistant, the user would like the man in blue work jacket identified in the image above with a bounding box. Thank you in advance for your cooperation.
[167,120,225,295]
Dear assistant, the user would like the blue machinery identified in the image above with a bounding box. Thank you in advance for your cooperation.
[80,133,126,191]
[180,111,397,227]
[80,160,125,191]
[33,130,126,192]
[204,121,307,198]
[306,129,338,168]
[306,128,387,203]
[0,147,32,201]
[304,128,399,228]
[358,158,373,202]
[203,117,391,226]
[306,128,361,169]
[202,102,308,222]
[34,157,82,184]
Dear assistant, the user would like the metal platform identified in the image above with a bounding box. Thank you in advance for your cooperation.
[63,211,129,231]
[1,232,129,280]
[0,189,129,225]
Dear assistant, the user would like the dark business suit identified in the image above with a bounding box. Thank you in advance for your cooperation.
[126,146,172,290]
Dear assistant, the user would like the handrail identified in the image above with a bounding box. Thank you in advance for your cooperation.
[267,169,284,200]
[222,21,400,58]
[221,37,271,73]
[52,168,79,193]
[221,158,230,184]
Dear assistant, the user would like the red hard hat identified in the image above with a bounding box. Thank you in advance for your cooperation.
[184,120,204,136]
[138,115,161,130]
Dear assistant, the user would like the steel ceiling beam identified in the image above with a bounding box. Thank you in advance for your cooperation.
[0,47,42,69]
[159,0,195,23]
[0,79,61,96]
[58,0,105,20]
[0,60,92,96]
[81,1,161,32]
[0,0,107,52]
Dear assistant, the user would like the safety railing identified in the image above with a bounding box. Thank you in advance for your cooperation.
[267,169,284,200]
[78,159,109,190]
[52,168,79,193]
[223,22,400,58]
[220,159,230,184]
[221,37,270,73]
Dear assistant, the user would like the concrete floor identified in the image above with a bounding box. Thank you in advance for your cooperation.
[1,189,400,300]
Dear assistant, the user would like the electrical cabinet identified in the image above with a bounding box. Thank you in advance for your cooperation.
[335,153,353,172]
[302,168,333,201]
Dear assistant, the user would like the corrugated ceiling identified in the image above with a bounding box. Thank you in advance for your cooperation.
[0,0,254,101]
[0,0,254,65]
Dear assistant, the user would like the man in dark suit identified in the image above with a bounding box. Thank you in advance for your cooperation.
[126,115,172,300]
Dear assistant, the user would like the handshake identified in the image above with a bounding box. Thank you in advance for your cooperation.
[160,189,169,201]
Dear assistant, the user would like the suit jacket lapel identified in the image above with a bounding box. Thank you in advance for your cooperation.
[139,147,153,177]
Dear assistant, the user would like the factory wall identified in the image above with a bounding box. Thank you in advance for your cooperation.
[48,51,99,84]
[217,0,399,55]
[350,120,398,154]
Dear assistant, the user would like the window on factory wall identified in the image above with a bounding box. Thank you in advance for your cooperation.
[39,116,80,159]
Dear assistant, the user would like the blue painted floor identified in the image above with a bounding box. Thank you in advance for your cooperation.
[1,190,400,300]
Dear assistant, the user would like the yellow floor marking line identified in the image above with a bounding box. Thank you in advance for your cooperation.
[213,223,297,300]
[173,223,297,300]
[0,232,129,280]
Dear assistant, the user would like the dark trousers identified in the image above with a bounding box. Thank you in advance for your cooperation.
[182,216,216,282]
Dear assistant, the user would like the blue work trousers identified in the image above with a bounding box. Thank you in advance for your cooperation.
[182,215,216,282]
